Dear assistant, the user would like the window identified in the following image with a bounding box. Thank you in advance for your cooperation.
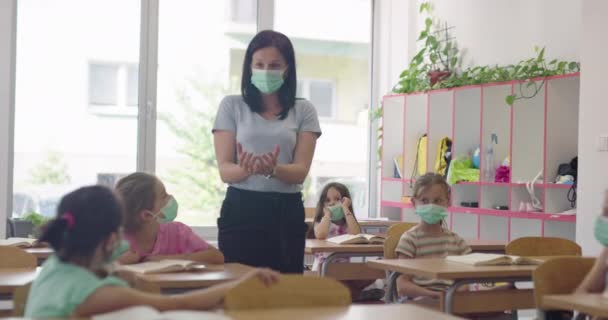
[298,79,336,119]
[275,0,372,217]
[13,0,141,219]
[230,0,256,24]
[89,63,119,105]
[88,62,138,109]
[156,1,258,226]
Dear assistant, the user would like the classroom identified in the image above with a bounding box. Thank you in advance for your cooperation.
[0,0,606,319]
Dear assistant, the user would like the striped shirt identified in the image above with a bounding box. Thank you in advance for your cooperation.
[395,226,472,291]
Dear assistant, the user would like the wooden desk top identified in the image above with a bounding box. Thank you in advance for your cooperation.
[304,218,401,227]
[134,263,254,290]
[0,268,39,294]
[305,240,384,254]
[465,239,507,252]
[367,258,537,280]
[24,248,53,260]
[543,294,608,318]
[226,304,464,320]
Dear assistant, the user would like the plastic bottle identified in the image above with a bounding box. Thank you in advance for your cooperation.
[483,134,497,182]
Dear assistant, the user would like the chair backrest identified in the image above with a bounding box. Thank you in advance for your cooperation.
[12,283,31,317]
[384,222,417,259]
[224,274,351,310]
[506,237,581,256]
[304,207,316,219]
[0,246,37,268]
[532,257,595,309]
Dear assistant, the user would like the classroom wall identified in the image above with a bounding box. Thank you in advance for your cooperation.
[426,0,581,67]
[0,0,17,238]
[576,0,608,255]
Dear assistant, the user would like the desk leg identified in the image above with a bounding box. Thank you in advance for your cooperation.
[319,252,383,277]
[443,276,531,315]
[385,271,400,303]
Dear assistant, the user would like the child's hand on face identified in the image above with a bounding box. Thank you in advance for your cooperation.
[341,197,352,209]
[323,207,331,218]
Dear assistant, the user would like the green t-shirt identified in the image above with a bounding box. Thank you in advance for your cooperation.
[25,255,127,318]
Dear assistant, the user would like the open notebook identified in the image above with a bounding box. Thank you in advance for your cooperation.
[445,253,542,266]
[0,237,38,248]
[327,233,385,245]
[116,259,202,274]
[92,306,231,320]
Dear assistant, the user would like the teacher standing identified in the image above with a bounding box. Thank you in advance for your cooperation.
[212,30,321,273]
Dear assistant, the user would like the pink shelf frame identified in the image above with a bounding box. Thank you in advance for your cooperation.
[380,73,580,240]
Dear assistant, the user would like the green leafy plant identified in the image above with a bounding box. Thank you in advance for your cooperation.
[374,1,580,162]
[22,212,48,228]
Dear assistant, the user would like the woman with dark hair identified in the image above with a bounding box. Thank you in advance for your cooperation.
[212,30,321,273]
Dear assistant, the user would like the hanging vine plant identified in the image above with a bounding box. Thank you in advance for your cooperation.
[374,1,580,161]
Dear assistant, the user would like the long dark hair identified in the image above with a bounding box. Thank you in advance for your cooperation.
[241,30,297,120]
[314,182,355,225]
[39,185,123,262]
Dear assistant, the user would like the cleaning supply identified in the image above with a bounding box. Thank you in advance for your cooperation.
[482,134,497,182]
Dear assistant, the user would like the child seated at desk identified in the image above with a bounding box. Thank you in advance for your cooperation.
[577,190,608,294]
[312,182,382,301]
[25,185,278,318]
[115,172,224,265]
[395,173,471,304]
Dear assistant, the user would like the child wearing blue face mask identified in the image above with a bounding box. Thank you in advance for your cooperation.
[575,191,608,295]
[115,172,224,265]
[395,173,471,304]
[25,185,279,318]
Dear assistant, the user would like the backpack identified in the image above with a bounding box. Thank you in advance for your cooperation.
[434,137,452,178]
[410,134,427,181]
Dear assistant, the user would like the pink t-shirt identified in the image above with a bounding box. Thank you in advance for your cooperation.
[126,222,209,257]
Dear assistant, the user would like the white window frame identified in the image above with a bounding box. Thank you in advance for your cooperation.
[299,78,337,120]
[0,0,385,240]
[87,61,139,117]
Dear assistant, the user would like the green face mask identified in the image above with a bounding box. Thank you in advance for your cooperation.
[595,216,608,246]
[158,196,178,223]
[108,240,130,263]
[328,204,345,222]
[251,69,284,94]
[415,204,448,225]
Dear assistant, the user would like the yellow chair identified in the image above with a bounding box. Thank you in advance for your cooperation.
[383,222,417,259]
[0,246,37,269]
[533,257,595,318]
[224,274,351,310]
[11,283,31,317]
[383,222,416,303]
[506,237,581,257]
[304,207,316,219]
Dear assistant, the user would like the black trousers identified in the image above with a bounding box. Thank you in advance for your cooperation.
[217,187,307,273]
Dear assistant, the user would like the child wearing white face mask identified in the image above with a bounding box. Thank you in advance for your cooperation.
[395,173,471,305]
[115,172,224,265]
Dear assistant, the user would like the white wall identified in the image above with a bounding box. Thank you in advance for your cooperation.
[576,0,608,255]
[429,0,581,67]
[0,0,17,238]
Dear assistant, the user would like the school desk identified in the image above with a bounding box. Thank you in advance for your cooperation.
[304,218,401,235]
[132,263,254,293]
[23,248,52,265]
[543,293,608,318]
[368,258,542,315]
[0,268,38,295]
[304,239,385,278]
[225,304,465,320]
[306,239,507,278]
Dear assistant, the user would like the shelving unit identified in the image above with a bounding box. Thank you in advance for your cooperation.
[380,73,579,241]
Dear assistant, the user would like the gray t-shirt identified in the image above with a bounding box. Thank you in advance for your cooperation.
[212,95,322,193]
